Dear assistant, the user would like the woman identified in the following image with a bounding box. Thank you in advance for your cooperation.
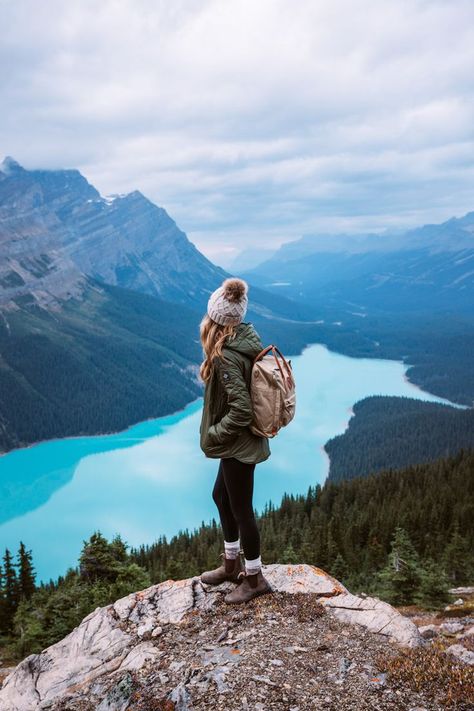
[199,277,272,604]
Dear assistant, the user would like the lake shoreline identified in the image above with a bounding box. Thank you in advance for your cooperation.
[0,338,449,458]
[0,395,204,459]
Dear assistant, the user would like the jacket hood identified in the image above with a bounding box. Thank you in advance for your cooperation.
[223,322,264,360]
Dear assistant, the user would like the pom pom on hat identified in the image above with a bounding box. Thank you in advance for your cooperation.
[207,277,248,326]
[222,277,248,303]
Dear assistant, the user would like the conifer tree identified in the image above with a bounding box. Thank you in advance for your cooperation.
[366,536,386,573]
[331,552,349,582]
[281,543,298,564]
[378,527,421,605]
[16,542,36,600]
[1,548,19,634]
[414,558,450,609]
[442,523,471,584]
[79,532,122,582]
[109,534,128,564]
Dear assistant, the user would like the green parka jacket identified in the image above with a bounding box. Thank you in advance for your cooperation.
[199,322,271,464]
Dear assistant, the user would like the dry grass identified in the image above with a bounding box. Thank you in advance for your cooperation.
[376,641,474,709]
[462,636,474,652]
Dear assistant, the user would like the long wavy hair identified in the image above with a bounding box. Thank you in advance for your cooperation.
[199,314,237,383]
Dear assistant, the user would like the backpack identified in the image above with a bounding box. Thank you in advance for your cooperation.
[249,345,296,438]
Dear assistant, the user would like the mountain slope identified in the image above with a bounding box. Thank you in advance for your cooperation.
[0,565,430,711]
[0,282,204,452]
[0,156,225,308]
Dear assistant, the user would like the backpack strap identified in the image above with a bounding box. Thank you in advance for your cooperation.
[254,345,274,362]
[254,344,294,387]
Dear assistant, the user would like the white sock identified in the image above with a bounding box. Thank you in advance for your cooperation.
[245,555,262,574]
[224,539,240,559]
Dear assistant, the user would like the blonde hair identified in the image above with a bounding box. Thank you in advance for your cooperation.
[199,313,237,383]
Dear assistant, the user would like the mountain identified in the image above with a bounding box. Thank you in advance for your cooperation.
[243,212,474,313]
[227,245,278,271]
[0,157,325,452]
[0,157,86,309]
[0,157,221,451]
[241,211,474,406]
[0,155,225,309]
[0,157,317,320]
[0,282,207,452]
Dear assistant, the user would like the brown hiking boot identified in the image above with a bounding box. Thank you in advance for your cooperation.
[200,552,244,585]
[224,569,273,604]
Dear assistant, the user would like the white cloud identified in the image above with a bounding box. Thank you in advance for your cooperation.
[1,0,473,263]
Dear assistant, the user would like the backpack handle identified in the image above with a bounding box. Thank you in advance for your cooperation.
[254,345,294,387]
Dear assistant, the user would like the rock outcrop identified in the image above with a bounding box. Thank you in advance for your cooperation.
[0,564,422,711]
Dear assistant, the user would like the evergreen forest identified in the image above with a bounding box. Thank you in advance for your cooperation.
[325,396,474,481]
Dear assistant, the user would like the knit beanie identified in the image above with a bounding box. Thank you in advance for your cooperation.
[207,277,249,326]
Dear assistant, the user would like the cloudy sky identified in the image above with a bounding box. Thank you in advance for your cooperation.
[1,0,473,266]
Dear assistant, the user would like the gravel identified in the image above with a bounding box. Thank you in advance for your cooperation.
[49,590,473,710]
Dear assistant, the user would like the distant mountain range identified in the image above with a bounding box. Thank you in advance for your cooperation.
[241,213,474,407]
[243,212,474,313]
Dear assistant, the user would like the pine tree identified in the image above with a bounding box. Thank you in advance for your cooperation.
[442,523,471,585]
[109,534,128,564]
[378,527,421,605]
[112,563,151,599]
[17,542,36,600]
[414,558,450,609]
[281,543,298,564]
[326,519,340,567]
[0,562,6,636]
[79,532,122,582]
[366,536,386,573]
[1,548,19,634]
[331,553,349,582]
[299,527,316,566]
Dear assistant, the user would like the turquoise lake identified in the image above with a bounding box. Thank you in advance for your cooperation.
[0,343,459,582]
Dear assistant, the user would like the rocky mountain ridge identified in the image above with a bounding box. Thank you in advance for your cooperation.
[0,156,317,323]
[3,563,470,711]
[0,156,225,311]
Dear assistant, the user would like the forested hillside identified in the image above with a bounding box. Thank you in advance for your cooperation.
[325,396,474,481]
[0,282,203,452]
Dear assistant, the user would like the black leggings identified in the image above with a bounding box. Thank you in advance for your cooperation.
[212,457,260,560]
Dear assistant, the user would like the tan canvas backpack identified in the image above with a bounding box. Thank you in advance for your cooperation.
[249,345,296,438]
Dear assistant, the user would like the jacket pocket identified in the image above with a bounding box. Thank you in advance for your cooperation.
[207,423,239,447]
